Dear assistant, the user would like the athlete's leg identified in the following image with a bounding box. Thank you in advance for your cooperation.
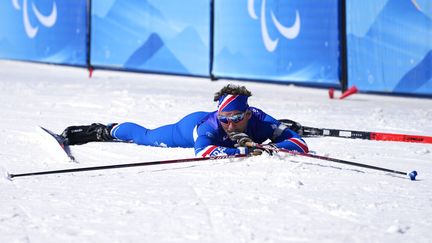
[172,111,209,147]
[111,111,209,148]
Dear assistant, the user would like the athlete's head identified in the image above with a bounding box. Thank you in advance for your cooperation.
[214,84,252,133]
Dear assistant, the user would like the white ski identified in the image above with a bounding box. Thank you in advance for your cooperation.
[37,126,75,162]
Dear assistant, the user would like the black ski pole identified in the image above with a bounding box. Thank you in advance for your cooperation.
[248,143,418,180]
[8,154,248,179]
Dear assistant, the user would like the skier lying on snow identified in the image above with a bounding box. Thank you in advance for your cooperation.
[60,84,308,157]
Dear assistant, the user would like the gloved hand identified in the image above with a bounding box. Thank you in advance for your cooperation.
[236,146,265,156]
[229,132,254,147]
[249,144,278,156]
[250,148,267,156]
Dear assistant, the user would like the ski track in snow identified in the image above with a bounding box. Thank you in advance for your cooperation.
[0,60,432,242]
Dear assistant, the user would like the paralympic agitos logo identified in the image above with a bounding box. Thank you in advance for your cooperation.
[248,0,300,52]
[12,0,57,39]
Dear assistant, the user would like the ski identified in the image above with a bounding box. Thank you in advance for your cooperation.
[302,126,432,144]
[37,126,75,162]
[279,119,432,144]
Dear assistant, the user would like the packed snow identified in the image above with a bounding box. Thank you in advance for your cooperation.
[0,60,431,242]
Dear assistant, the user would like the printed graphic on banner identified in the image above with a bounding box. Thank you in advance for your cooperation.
[0,0,87,65]
[213,0,340,86]
[347,0,432,96]
[248,0,300,52]
[91,0,210,76]
[12,0,57,39]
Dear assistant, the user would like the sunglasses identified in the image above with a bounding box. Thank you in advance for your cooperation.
[218,112,246,124]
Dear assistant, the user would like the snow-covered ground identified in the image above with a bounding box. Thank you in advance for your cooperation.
[1,60,431,242]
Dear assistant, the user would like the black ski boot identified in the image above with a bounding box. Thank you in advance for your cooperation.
[278,119,303,134]
[61,123,116,145]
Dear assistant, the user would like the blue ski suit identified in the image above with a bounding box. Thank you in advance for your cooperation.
[110,107,308,157]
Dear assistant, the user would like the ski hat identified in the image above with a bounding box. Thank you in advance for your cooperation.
[217,94,249,112]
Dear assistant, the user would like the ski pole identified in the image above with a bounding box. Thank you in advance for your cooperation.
[7,154,248,179]
[247,143,418,180]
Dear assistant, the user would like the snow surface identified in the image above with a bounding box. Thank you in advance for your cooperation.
[0,60,431,242]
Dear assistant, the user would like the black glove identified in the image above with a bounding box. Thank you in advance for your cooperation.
[278,119,303,134]
[250,148,267,156]
[229,132,278,156]
[251,144,278,156]
[229,132,254,147]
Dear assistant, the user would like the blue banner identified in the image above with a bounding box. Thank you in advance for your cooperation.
[212,0,340,86]
[347,0,432,95]
[0,0,87,65]
[91,0,211,76]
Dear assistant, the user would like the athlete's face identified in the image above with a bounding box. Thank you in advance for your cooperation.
[218,110,252,134]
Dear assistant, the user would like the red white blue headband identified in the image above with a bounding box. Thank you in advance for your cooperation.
[217,94,249,112]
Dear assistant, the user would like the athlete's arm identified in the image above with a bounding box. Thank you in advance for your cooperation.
[194,133,248,157]
[262,112,309,153]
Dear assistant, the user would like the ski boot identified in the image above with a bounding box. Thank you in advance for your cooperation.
[61,123,117,145]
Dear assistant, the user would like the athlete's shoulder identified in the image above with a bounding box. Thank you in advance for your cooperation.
[198,111,218,127]
[196,111,221,135]
[249,107,275,121]
[248,108,282,132]
[249,106,264,114]
[249,106,265,117]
